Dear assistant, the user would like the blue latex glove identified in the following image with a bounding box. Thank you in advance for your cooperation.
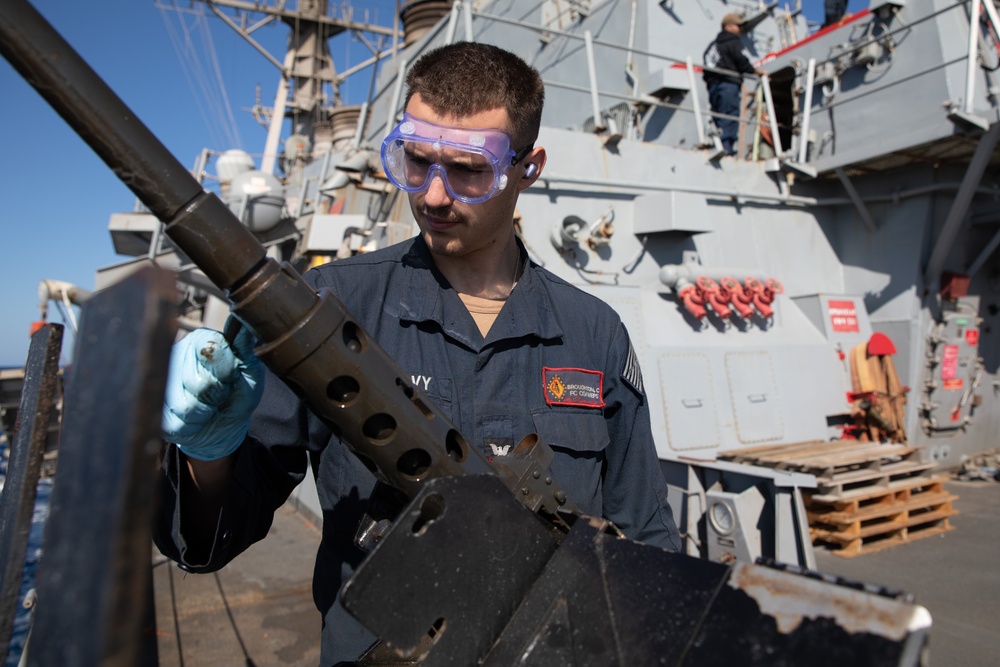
[162,324,265,461]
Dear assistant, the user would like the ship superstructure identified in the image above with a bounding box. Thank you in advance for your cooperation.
[86,0,1000,566]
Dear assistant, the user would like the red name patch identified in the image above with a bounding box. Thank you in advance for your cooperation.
[543,367,604,408]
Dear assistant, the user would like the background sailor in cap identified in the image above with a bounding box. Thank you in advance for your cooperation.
[702,12,767,156]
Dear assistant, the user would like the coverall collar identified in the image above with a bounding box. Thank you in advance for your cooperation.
[397,235,564,347]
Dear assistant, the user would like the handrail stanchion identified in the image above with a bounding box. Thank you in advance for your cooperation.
[752,85,764,161]
[687,56,708,146]
[966,0,983,115]
[798,58,816,164]
[260,51,293,175]
[585,30,605,132]
[386,57,408,132]
[463,0,474,40]
[445,1,460,43]
[761,73,783,156]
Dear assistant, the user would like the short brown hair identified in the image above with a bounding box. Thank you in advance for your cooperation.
[404,42,545,151]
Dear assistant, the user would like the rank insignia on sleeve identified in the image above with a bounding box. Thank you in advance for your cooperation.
[622,335,645,397]
[543,367,605,408]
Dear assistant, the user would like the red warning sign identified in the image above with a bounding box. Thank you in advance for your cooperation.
[828,300,859,332]
[941,344,959,381]
[966,329,979,346]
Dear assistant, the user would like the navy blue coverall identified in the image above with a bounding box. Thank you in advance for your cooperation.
[703,30,758,155]
[154,235,681,666]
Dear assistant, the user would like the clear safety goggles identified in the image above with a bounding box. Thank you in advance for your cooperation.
[381,113,529,204]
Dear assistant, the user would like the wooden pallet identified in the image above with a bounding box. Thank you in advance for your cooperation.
[719,439,932,495]
[719,440,959,557]
[805,475,958,557]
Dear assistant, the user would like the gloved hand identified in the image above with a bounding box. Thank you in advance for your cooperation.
[162,323,265,461]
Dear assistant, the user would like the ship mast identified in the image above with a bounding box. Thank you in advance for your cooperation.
[182,0,401,173]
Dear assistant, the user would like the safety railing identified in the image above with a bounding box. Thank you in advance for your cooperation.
[775,0,1000,165]
[370,0,790,162]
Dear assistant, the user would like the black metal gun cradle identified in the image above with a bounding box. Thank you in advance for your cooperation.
[0,1,930,665]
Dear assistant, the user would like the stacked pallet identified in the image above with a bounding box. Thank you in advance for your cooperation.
[719,440,958,557]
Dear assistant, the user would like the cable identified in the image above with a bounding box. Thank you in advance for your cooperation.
[167,565,185,667]
[159,5,242,151]
[213,571,258,667]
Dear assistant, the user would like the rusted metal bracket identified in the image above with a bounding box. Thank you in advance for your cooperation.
[347,475,931,667]
[0,323,63,662]
[26,267,177,667]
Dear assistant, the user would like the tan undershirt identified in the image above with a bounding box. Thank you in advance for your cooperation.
[458,292,505,337]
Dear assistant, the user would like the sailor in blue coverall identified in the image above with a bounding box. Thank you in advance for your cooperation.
[155,41,680,666]
[703,13,766,156]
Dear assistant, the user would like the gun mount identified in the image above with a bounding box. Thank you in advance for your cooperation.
[0,1,931,664]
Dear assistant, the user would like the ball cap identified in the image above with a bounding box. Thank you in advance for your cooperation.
[721,12,745,27]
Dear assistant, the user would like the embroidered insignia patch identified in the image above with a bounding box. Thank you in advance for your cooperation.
[543,367,604,408]
[481,437,515,461]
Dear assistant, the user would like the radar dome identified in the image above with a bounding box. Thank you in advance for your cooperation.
[216,149,255,183]
[224,170,285,234]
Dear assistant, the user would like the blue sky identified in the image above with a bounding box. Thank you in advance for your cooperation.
[0,0,863,368]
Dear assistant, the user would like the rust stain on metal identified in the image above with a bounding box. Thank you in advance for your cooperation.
[727,562,930,640]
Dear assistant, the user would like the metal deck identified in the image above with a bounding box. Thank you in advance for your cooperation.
[150,478,999,667]
[152,503,322,666]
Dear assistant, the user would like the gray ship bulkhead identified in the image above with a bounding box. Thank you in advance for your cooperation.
[86,0,1000,565]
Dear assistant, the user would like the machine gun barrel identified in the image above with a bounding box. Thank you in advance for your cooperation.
[0,0,575,524]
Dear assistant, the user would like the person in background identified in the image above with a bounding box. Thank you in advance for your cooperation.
[703,12,767,156]
[155,41,681,666]
[823,0,849,28]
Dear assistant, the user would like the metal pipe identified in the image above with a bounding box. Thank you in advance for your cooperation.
[798,58,816,164]
[294,174,310,219]
[261,51,294,175]
[966,0,982,114]
[445,1,460,43]
[686,55,707,146]
[760,74,783,156]
[585,30,604,132]
[463,0,474,40]
[537,172,819,206]
[386,57,408,134]
[626,0,639,98]
[392,0,401,60]
[352,101,369,148]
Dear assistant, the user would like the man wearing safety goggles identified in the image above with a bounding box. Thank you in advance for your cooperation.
[378,78,545,305]
[157,41,680,667]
